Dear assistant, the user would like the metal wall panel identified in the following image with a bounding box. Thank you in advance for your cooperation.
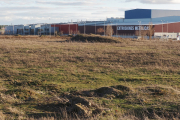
[78,25,136,35]
[52,24,78,34]
[154,22,180,33]
[125,9,151,19]
[152,10,180,18]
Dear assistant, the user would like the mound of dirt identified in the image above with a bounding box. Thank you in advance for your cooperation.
[138,86,176,96]
[95,87,123,97]
[71,34,122,43]
[72,85,131,99]
[57,95,104,117]
[112,85,132,92]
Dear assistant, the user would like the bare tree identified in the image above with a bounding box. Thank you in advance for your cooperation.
[147,23,154,40]
[141,30,148,40]
[106,25,114,36]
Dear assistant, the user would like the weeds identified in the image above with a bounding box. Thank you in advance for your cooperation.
[0,36,179,119]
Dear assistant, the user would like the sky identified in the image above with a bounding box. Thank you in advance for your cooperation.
[1,0,180,25]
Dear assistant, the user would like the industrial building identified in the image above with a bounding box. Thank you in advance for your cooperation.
[4,9,180,39]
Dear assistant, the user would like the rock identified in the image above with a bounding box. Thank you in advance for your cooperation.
[71,96,92,107]
[102,108,112,112]
[74,103,92,116]
[13,94,16,98]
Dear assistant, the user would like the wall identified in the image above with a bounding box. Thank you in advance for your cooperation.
[52,24,78,34]
[125,9,151,19]
[78,25,137,35]
[152,10,180,18]
[154,22,180,33]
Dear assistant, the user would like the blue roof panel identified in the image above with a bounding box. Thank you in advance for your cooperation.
[125,9,151,19]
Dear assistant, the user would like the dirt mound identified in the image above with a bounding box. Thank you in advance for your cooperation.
[71,34,122,43]
[72,86,131,99]
[56,95,104,117]
[112,85,132,91]
[138,86,176,96]
[95,87,123,97]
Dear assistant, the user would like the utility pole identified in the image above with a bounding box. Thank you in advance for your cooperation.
[161,20,164,33]
[76,23,77,35]
[23,25,24,35]
[167,21,168,33]
[111,22,112,37]
[116,23,117,37]
[104,20,105,36]
[49,18,51,38]
[40,25,41,36]
[28,22,31,35]
[138,21,141,37]
[13,24,14,35]
[54,23,55,36]
[69,22,70,35]
[60,24,61,35]
[84,22,85,34]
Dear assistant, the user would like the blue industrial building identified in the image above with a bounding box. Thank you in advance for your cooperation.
[125,9,180,19]
[4,9,180,39]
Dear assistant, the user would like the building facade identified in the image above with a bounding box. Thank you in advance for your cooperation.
[4,9,180,39]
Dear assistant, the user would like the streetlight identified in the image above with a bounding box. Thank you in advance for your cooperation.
[161,20,165,39]
[161,20,165,33]
[138,21,141,37]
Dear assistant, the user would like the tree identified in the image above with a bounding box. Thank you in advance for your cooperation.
[135,25,154,40]
[106,25,114,36]
[147,23,154,40]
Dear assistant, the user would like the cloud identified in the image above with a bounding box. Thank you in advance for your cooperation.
[36,1,96,6]
[125,0,180,4]
[1,0,179,25]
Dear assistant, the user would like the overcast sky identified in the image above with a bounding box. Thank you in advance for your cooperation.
[1,0,180,25]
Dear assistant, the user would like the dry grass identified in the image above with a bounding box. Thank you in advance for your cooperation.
[6,106,24,115]
[0,36,180,119]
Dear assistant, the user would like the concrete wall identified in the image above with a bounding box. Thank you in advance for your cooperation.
[154,32,177,39]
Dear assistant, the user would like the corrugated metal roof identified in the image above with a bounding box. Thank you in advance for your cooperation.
[78,16,180,26]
